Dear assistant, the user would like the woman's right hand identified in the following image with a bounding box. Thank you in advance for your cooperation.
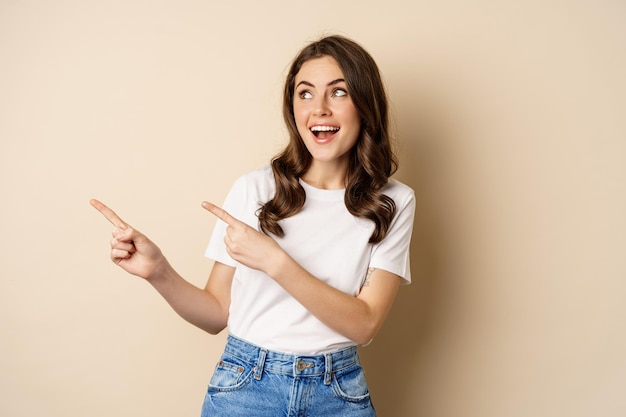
[90,199,167,281]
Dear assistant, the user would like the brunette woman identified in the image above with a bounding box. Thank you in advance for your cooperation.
[91,35,414,417]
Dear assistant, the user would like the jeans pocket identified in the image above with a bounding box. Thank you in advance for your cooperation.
[331,364,371,403]
[208,353,254,392]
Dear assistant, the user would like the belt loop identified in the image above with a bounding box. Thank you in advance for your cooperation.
[254,348,267,381]
[324,353,332,385]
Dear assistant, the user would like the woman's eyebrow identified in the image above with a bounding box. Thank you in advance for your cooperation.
[327,78,346,86]
[296,80,315,88]
[295,78,346,88]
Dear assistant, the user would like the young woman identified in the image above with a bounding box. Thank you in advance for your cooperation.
[91,35,415,417]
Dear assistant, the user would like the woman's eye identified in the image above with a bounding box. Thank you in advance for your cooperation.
[299,91,313,99]
[332,88,347,97]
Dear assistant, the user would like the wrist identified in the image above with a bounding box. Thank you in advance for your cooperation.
[146,256,172,284]
[265,248,293,282]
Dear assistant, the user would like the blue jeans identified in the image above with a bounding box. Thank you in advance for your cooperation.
[201,334,376,417]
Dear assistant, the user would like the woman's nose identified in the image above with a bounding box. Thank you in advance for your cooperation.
[313,97,331,116]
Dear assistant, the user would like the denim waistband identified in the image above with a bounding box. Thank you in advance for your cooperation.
[223,334,359,385]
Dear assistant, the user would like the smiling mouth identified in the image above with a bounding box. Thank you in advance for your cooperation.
[310,125,340,139]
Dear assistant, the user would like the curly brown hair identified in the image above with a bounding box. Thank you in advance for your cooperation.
[258,35,397,244]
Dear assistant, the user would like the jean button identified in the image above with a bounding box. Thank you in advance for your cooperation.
[296,361,307,371]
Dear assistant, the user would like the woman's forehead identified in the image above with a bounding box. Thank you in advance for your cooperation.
[294,56,345,85]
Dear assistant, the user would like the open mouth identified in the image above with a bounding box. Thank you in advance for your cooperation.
[310,125,340,139]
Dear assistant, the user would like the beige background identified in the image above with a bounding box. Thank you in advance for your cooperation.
[1,0,625,416]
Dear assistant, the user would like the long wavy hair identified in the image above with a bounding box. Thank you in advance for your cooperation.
[258,35,397,244]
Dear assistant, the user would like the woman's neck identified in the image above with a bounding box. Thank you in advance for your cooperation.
[300,161,347,190]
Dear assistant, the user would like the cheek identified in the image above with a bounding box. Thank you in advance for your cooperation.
[342,110,362,137]
[293,107,309,135]
[336,102,360,126]
[293,103,306,120]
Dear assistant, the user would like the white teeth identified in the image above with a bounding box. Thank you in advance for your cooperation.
[310,125,339,132]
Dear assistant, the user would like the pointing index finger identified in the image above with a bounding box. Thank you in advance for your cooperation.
[202,201,241,227]
[90,199,129,230]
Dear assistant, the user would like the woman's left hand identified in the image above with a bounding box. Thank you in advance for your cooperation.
[202,201,284,274]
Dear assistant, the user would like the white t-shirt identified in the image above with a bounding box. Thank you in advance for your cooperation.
[205,166,415,354]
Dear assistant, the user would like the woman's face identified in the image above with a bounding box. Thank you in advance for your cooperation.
[293,56,361,172]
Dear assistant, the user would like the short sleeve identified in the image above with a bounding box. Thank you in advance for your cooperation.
[204,167,274,267]
[204,176,248,267]
[369,186,415,284]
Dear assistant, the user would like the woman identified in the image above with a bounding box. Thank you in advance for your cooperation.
[91,35,415,417]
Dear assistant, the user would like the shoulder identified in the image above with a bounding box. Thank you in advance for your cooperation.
[229,165,275,201]
[221,166,275,225]
[382,178,415,208]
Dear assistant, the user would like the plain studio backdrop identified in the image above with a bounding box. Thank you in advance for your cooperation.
[1,1,625,416]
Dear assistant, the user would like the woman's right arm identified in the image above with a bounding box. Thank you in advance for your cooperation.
[90,199,234,334]
[147,260,234,334]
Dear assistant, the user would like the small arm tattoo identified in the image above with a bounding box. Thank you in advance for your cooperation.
[363,267,376,287]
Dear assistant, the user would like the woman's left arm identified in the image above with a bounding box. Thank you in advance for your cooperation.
[271,260,401,346]
[202,201,402,345]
